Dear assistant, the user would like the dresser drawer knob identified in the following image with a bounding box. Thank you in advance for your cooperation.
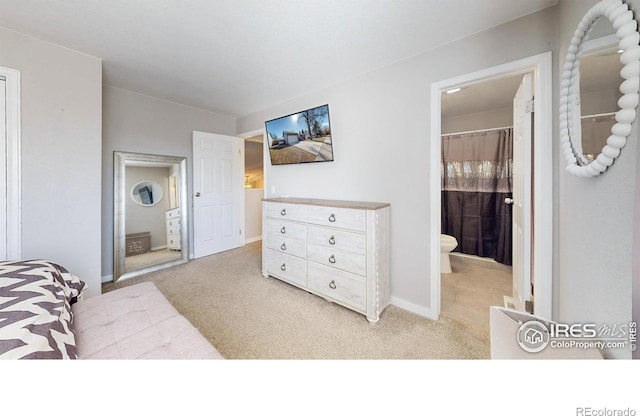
[281,263,286,271]
[280,226,286,234]
[328,213,336,222]
[329,280,336,290]
[329,236,335,245]
[328,254,336,264]
[281,243,287,251]
[281,209,286,216]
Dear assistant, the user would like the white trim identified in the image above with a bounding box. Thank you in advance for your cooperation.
[101,274,114,283]
[0,66,21,260]
[390,296,433,319]
[430,52,553,321]
[244,236,262,244]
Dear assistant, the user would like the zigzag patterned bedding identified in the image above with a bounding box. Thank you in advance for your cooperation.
[0,260,86,359]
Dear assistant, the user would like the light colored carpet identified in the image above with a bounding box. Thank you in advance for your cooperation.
[125,248,182,272]
[103,241,490,359]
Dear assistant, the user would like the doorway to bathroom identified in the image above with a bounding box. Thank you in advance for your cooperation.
[429,52,553,327]
[439,73,522,329]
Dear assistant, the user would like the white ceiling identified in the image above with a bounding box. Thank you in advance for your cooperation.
[0,0,557,118]
[441,75,523,118]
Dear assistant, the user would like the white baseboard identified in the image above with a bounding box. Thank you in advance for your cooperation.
[245,236,262,244]
[390,296,439,321]
[151,245,167,251]
[101,274,113,283]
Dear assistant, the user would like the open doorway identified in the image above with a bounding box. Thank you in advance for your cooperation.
[244,135,264,244]
[429,52,553,324]
[439,74,525,329]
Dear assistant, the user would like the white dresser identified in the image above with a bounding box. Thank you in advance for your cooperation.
[262,197,390,323]
[166,207,181,250]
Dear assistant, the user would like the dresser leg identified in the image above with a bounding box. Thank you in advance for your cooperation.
[366,315,379,325]
[262,272,269,278]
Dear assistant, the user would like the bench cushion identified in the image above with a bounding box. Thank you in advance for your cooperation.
[72,282,222,359]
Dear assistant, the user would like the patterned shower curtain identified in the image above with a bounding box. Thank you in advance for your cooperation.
[441,128,513,265]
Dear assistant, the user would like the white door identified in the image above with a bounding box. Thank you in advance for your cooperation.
[192,131,245,258]
[511,73,533,312]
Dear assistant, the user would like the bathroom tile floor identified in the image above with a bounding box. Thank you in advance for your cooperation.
[441,254,513,331]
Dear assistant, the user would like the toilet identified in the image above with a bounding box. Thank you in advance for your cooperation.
[440,234,458,273]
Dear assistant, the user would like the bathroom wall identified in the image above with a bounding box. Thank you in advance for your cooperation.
[441,107,512,135]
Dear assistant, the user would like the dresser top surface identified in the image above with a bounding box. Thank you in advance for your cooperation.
[263,197,389,210]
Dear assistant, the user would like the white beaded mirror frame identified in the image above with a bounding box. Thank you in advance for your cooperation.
[560,0,640,177]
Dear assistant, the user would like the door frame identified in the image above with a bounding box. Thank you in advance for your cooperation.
[429,52,553,320]
[0,66,21,261]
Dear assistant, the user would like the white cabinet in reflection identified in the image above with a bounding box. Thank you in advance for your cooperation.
[166,207,181,250]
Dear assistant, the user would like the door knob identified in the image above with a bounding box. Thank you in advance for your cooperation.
[195,192,201,197]
[504,197,514,205]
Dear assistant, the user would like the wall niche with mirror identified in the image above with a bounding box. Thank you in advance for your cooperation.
[114,151,189,282]
[560,0,640,177]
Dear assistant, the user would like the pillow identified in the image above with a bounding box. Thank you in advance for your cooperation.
[0,260,87,359]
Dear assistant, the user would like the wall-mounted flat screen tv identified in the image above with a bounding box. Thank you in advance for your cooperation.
[265,104,334,166]
[138,185,153,204]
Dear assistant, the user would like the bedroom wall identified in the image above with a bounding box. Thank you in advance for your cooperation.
[557,0,637,359]
[102,86,236,279]
[236,7,558,317]
[0,26,103,297]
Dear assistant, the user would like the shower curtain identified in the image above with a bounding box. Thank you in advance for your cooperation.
[441,127,513,265]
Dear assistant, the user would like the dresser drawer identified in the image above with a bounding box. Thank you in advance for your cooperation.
[307,225,365,255]
[166,208,181,219]
[307,244,366,276]
[306,205,365,232]
[166,217,180,228]
[265,234,306,258]
[265,202,306,222]
[167,235,181,249]
[265,219,306,241]
[166,226,180,236]
[265,250,307,287]
[308,263,365,312]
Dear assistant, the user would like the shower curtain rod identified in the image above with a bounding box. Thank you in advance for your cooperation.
[441,125,513,137]
[580,111,616,119]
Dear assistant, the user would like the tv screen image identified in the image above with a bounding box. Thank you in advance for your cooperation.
[139,185,153,205]
[265,104,334,165]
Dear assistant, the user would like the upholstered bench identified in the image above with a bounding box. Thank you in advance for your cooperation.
[72,282,223,359]
[0,260,222,359]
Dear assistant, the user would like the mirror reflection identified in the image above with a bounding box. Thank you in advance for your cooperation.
[579,48,623,163]
[114,152,189,281]
[131,180,164,206]
[559,0,640,177]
